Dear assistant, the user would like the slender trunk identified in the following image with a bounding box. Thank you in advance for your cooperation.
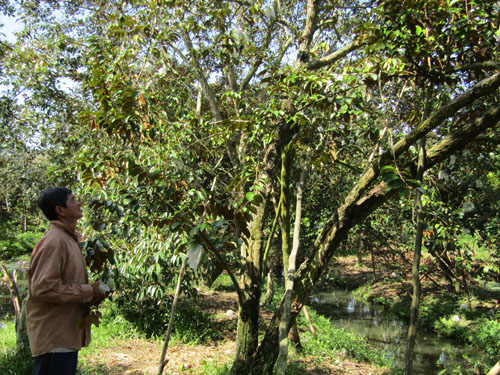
[261,269,274,307]
[357,233,365,265]
[370,246,376,279]
[16,298,29,351]
[302,306,316,338]
[0,262,21,318]
[158,255,188,375]
[405,86,431,374]
[279,151,292,273]
[276,166,306,375]
[404,157,424,375]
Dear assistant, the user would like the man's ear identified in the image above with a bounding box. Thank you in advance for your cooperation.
[55,205,65,217]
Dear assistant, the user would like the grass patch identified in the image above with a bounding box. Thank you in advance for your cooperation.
[79,301,146,357]
[0,317,33,375]
[0,317,16,351]
[118,298,221,344]
[199,360,231,374]
[209,273,235,292]
[296,308,393,369]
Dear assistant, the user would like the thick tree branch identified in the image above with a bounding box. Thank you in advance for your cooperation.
[425,103,500,167]
[306,36,368,71]
[446,61,500,73]
[472,136,500,145]
[199,231,244,304]
[295,0,319,67]
[341,72,500,221]
[312,99,500,305]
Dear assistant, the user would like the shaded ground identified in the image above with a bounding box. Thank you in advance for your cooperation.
[81,288,388,374]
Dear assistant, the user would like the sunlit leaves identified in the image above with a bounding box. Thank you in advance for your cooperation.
[375,0,500,83]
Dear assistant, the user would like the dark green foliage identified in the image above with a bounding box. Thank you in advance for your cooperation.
[0,224,43,261]
[468,318,500,365]
[116,295,219,343]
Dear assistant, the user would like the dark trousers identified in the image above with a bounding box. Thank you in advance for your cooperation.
[33,352,78,375]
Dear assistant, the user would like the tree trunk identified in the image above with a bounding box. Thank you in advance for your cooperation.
[279,150,292,277]
[0,262,21,318]
[276,166,306,375]
[261,269,274,307]
[16,298,30,351]
[356,233,364,264]
[158,255,188,375]
[231,200,266,374]
[231,287,262,374]
[404,147,424,375]
[370,246,377,279]
[405,85,431,374]
[288,323,302,349]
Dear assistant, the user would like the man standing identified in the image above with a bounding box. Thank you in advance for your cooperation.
[26,187,107,375]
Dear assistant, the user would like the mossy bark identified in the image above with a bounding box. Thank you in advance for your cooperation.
[230,200,265,375]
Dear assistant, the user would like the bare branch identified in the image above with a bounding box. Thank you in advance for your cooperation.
[179,25,223,122]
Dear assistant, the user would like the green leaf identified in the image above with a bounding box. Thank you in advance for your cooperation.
[416,187,427,195]
[382,173,400,183]
[380,166,396,174]
[388,179,405,189]
[245,191,255,202]
[398,188,410,198]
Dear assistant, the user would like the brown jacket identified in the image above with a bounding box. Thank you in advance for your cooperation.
[26,221,94,357]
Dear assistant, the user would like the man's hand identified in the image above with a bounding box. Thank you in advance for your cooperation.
[90,281,108,306]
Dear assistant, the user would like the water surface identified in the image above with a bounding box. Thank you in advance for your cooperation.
[310,289,478,374]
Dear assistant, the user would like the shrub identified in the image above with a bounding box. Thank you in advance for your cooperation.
[467,318,500,364]
[116,294,219,343]
[434,315,470,338]
[0,348,33,375]
[0,228,43,261]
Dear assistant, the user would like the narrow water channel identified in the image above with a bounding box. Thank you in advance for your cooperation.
[310,289,477,374]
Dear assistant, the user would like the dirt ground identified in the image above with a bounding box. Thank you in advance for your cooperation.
[81,287,388,375]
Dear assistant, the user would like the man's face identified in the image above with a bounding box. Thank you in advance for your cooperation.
[59,194,83,221]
